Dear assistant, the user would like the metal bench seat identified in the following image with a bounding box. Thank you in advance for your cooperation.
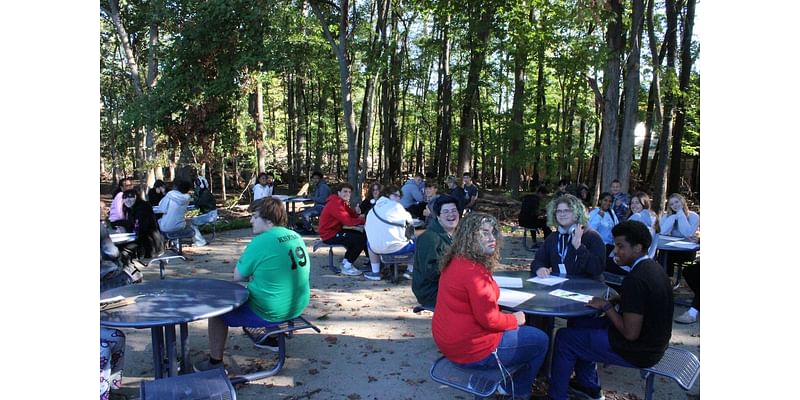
[311,239,345,273]
[640,346,700,400]
[429,355,523,399]
[229,315,321,385]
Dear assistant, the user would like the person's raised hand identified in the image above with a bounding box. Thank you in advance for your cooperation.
[536,267,551,278]
[571,224,584,249]
[587,297,608,311]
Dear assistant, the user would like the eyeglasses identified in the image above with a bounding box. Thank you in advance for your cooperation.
[555,209,572,215]
[439,208,459,215]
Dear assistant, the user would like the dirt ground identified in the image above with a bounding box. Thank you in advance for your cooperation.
[108,223,699,400]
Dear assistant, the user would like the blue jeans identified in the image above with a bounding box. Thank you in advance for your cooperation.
[300,204,324,230]
[458,326,549,398]
[548,318,634,400]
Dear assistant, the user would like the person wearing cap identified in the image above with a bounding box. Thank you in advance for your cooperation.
[412,194,460,309]
[190,175,217,247]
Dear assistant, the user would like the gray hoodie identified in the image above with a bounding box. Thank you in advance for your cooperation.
[400,179,424,208]
[158,189,191,232]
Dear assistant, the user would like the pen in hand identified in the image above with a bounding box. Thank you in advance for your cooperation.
[605,287,610,300]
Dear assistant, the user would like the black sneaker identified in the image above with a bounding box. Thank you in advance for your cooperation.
[567,380,604,400]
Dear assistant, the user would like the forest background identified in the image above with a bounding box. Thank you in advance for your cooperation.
[99,0,699,212]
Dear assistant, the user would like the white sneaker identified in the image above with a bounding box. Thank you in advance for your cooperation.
[402,272,412,280]
[340,265,362,276]
[194,240,208,247]
[674,310,697,324]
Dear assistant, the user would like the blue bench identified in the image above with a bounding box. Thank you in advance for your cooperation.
[229,315,321,385]
[311,240,345,274]
[162,227,195,255]
[429,355,523,399]
[379,252,414,284]
[140,367,236,400]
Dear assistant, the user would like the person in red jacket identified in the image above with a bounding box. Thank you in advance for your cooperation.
[433,212,549,399]
[319,182,367,276]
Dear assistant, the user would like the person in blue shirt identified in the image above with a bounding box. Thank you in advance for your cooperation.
[588,192,621,275]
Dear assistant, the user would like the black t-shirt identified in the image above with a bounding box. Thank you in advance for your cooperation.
[608,258,673,368]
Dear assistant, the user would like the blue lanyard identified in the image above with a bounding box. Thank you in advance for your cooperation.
[557,234,572,265]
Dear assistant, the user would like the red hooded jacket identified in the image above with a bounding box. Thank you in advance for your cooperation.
[318,194,366,241]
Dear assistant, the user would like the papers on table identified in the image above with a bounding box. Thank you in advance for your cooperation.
[665,241,699,250]
[548,289,593,303]
[498,289,535,308]
[659,235,683,241]
[527,276,568,286]
[100,296,126,305]
[494,276,523,288]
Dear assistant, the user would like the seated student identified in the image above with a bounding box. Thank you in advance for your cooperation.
[412,195,459,309]
[190,175,217,247]
[537,220,673,400]
[658,192,700,286]
[252,172,275,202]
[121,188,164,258]
[610,179,630,222]
[588,192,622,275]
[194,198,310,371]
[531,194,605,280]
[421,180,440,226]
[461,172,479,213]
[157,179,198,242]
[355,182,382,216]
[518,184,552,241]
[364,185,415,281]
[319,183,367,276]
[626,192,658,230]
[576,184,592,210]
[445,175,466,215]
[400,173,427,219]
[298,171,331,234]
[555,178,570,198]
[101,202,131,292]
[433,213,549,399]
[109,177,134,229]
[147,179,167,207]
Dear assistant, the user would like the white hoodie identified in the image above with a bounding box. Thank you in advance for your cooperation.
[365,196,413,254]
[158,190,191,232]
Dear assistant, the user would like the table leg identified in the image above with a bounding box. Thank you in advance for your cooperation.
[524,315,555,379]
[180,323,190,374]
[150,327,165,379]
[165,324,178,377]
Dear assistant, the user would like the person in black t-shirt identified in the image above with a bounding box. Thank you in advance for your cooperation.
[541,220,673,400]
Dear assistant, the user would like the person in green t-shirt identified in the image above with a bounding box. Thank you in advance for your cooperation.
[195,197,311,372]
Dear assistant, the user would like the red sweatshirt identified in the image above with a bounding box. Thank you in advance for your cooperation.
[318,194,366,241]
[432,256,518,364]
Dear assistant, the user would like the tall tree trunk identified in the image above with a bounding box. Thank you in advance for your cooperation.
[507,4,530,199]
[652,0,679,213]
[286,73,296,189]
[310,0,360,201]
[668,0,696,195]
[250,78,267,175]
[533,11,547,187]
[436,11,453,179]
[295,74,307,182]
[598,0,624,192]
[640,0,663,183]
[577,116,587,183]
[456,1,495,176]
[619,0,645,193]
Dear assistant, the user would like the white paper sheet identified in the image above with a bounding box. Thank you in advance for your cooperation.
[666,241,699,249]
[527,276,569,286]
[548,289,593,303]
[494,276,523,288]
[498,289,535,307]
[100,295,125,305]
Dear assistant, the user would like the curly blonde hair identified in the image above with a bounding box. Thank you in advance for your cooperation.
[545,194,588,227]
[440,212,502,272]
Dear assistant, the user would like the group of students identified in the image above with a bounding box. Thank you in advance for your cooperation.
[429,198,677,399]
[101,171,698,399]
